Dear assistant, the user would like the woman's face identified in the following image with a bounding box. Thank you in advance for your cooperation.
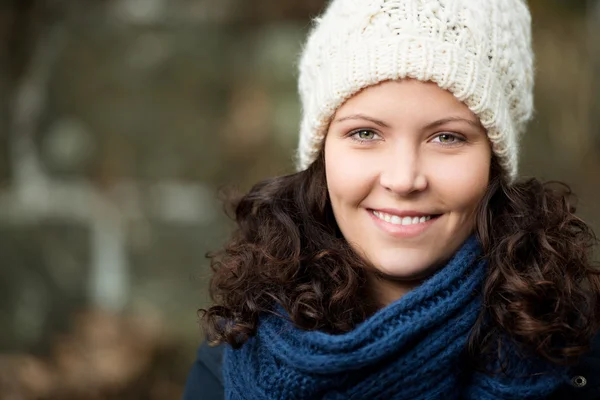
[324,79,491,303]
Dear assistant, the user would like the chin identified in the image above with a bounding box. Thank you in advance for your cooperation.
[373,254,440,281]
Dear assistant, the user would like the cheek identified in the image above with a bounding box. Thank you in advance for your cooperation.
[324,141,372,206]
[324,145,346,190]
[430,153,490,212]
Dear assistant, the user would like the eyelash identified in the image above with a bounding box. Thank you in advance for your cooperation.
[430,133,466,146]
[348,129,382,144]
[348,129,466,146]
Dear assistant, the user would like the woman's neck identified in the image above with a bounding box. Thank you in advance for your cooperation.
[367,274,423,307]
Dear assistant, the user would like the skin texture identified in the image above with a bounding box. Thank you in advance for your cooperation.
[324,79,492,306]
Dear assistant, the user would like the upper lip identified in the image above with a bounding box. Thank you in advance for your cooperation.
[369,208,441,217]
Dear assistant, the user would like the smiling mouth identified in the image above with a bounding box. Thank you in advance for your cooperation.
[370,210,442,226]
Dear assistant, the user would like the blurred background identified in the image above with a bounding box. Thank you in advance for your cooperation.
[0,0,598,399]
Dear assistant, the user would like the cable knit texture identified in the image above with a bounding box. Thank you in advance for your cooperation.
[296,0,534,183]
[223,237,567,399]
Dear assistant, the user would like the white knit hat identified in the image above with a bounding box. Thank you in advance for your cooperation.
[296,0,534,183]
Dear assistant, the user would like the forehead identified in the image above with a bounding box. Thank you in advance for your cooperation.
[334,79,476,120]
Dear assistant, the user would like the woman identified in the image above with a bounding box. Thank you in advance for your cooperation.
[184,0,600,398]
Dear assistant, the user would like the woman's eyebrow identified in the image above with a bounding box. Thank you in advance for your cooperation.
[423,116,482,130]
[333,114,390,128]
[333,114,482,130]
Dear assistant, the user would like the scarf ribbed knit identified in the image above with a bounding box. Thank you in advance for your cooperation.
[223,236,567,399]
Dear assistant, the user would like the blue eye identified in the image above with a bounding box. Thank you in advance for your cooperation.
[358,130,375,140]
[350,129,380,142]
[432,133,464,145]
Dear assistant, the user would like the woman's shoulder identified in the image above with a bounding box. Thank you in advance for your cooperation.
[181,336,600,400]
[549,332,600,399]
[182,341,224,400]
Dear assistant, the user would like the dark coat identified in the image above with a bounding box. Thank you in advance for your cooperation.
[182,334,600,400]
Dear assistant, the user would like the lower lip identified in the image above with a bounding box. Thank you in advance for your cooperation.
[368,210,440,238]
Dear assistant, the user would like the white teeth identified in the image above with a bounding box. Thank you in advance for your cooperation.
[372,211,432,225]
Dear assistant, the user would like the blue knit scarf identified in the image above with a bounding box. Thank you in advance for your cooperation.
[223,236,567,399]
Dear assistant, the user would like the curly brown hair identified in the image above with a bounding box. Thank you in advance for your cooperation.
[201,151,600,366]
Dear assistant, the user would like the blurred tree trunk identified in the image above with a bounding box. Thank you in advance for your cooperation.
[589,0,600,151]
[0,0,40,187]
[0,0,81,354]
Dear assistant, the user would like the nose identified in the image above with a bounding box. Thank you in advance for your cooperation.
[379,146,428,195]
